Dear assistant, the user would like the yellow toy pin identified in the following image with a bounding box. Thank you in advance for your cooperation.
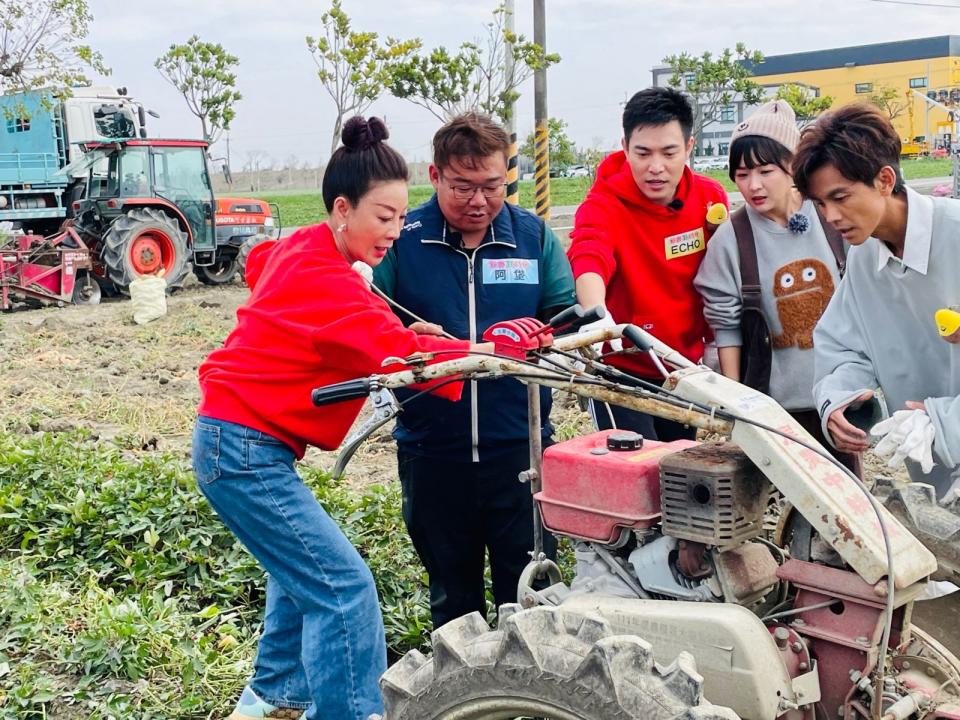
[936,307,960,344]
[706,203,729,228]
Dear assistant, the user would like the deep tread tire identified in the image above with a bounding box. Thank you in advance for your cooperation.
[101,208,189,292]
[193,251,240,285]
[380,606,741,720]
[237,233,271,286]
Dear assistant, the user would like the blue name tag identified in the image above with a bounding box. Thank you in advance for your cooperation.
[482,258,539,284]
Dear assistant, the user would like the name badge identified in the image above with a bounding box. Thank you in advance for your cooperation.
[664,228,705,260]
[482,258,539,284]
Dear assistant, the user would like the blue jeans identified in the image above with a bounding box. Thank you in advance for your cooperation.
[192,416,386,720]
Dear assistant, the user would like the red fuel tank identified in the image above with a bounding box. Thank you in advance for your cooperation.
[536,430,697,544]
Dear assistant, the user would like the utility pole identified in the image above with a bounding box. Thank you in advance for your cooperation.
[504,0,519,205]
[533,0,550,220]
[911,88,960,198]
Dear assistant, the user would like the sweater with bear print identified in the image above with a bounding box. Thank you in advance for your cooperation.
[694,199,842,411]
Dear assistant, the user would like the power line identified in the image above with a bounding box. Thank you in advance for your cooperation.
[865,0,960,8]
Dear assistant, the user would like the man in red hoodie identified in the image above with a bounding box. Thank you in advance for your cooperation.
[569,86,728,440]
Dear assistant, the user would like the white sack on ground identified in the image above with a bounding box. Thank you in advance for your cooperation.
[130,275,168,325]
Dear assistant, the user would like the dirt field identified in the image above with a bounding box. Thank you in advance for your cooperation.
[0,277,410,487]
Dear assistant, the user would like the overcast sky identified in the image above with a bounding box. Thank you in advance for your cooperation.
[85,0,959,168]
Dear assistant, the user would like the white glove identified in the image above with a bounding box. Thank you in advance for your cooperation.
[578,305,623,354]
[351,260,373,286]
[871,409,936,474]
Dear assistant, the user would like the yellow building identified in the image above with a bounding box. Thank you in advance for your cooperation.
[751,35,960,152]
[652,36,960,157]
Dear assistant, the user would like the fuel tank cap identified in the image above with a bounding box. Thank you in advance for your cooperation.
[606,431,644,451]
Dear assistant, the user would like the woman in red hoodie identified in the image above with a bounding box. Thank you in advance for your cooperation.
[192,117,472,720]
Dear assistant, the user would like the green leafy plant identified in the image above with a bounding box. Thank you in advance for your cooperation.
[520,117,576,170]
[773,83,833,128]
[155,35,242,144]
[306,1,421,156]
[0,0,108,102]
[387,3,559,123]
[664,43,765,152]
[869,85,910,121]
[0,430,436,714]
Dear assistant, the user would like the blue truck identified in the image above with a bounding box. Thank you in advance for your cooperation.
[0,86,150,235]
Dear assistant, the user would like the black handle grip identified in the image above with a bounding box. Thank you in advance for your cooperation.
[311,378,372,406]
[622,324,654,352]
[548,304,606,335]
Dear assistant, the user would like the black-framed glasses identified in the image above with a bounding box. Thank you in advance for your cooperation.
[441,174,507,200]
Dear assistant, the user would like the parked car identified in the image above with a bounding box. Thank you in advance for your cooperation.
[693,156,728,172]
[565,164,591,178]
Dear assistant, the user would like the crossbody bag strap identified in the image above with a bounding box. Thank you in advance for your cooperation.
[731,206,762,307]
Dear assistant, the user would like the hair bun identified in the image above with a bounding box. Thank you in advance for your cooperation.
[367,117,389,142]
[341,116,390,151]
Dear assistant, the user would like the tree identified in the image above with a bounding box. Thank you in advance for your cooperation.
[663,43,765,152]
[774,83,833,128]
[869,85,909,122]
[388,4,560,123]
[284,153,301,186]
[0,0,108,102]
[576,135,609,174]
[306,1,420,157]
[520,117,575,169]
[243,150,269,192]
[155,36,242,145]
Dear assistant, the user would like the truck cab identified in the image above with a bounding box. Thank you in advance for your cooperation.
[60,86,148,159]
[0,87,149,234]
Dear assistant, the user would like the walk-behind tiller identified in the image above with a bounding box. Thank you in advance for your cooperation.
[315,305,960,720]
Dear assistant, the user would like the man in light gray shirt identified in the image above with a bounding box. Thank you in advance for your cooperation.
[793,104,959,499]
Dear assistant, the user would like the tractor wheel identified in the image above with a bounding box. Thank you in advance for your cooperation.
[237,233,271,286]
[379,605,740,720]
[101,208,189,293]
[71,271,101,305]
[193,250,240,285]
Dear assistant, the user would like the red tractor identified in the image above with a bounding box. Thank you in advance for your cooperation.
[64,138,276,295]
[197,196,279,285]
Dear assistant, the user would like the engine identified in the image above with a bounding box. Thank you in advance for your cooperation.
[536,430,780,606]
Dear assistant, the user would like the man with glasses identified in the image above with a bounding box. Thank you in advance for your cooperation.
[374,112,575,629]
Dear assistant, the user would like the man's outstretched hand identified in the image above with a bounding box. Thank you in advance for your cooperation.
[827,390,875,453]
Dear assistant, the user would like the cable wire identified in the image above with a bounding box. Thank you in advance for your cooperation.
[865,0,960,8]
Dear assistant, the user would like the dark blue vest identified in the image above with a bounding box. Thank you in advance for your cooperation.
[387,195,553,462]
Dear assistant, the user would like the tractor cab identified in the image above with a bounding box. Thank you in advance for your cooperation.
[68,139,217,259]
[56,139,218,292]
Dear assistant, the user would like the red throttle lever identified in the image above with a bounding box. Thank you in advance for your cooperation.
[482,318,553,359]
